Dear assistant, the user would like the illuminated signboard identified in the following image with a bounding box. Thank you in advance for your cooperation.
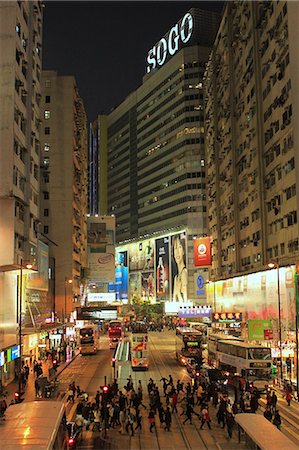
[0,351,4,367]
[212,312,243,323]
[11,345,20,360]
[187,341,199,347]
[146,13,193,73]
[179,305,212,318]
[193,237,212,267]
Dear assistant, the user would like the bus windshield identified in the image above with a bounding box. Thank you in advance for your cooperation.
[248,348,271,360]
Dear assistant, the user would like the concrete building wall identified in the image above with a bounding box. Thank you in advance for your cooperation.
[40,71,88,319]
[205,1,299,281]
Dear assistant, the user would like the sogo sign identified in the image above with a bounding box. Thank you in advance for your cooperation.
[146,13,193,73]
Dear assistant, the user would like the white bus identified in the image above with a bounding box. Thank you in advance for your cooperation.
[1,401,68,449]
[216,340,272,390]
[130,321,149,370]
[79,324,100,355]
[207,332,244,366]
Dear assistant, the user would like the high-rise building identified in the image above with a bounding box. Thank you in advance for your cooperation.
[205,2,299,337]
[89,115,108,216]
[106,8,221,303]
[40,71,88,320]
[205,0,299,278]
[0,1,43,385]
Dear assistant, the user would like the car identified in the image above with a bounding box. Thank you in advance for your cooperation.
[67,421,82,449]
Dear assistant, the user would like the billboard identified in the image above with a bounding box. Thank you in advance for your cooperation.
[108,250,128,302]
[141,271,155,303]
[155,236,170,301]
[87,216,115,283]
[76,306,117,321]
[129,239,154,271]
[248,320,272,341]
[129,273,141,303]
[171,232,188,302]
[194,236,211,267]
[26,240,49,291]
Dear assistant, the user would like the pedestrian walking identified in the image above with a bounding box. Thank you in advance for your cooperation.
[182,403,193,425]
[286,390,292,406]
[125,408,135,436]
[34,378,40,397]
[273,410,282,430]
[271,391,278,413]
[264,406,273,422]
[200,406,211,430]
[226,411,234,438]
[165,406,172,431]
[170,391,178,413]
[135,408,142,432]
[148,409,156,432]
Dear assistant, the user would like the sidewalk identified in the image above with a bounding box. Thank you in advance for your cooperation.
[3,349,79,404]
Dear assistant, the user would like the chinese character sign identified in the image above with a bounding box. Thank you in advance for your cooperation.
[212,312,243,323]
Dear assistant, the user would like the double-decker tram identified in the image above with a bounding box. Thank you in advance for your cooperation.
[79,324,100,355]
[175,327,203,373]
[216,340,272,391]
[130,321,149,370]
[108,319,123,349]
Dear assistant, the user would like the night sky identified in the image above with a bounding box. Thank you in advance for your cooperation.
[42,1,224,121]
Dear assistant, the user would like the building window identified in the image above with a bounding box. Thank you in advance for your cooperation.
[44,143,50,152]
[44,127,50,135]
[45,80,51,88]
[45,95,51,103]
[43,191,49,200]
[44,208,49,217]
[44,110,51,120]
[43,225,49,234]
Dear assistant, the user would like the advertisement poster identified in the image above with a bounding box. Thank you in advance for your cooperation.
[108,249,128,302]
[129,273,141,303]
[155,236,170,301]
[87,216,116,282]
[193,236,211,267]
[171,232,188,302]
[129,239,154,271]
[248,320,272,341]
[141,272,155,303]
[27,240,49,291]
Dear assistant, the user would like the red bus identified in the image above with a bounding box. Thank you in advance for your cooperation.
[108,320,122,349]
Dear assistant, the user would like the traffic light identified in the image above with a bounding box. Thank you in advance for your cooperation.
[52,359,59,371]
[102,385,109,394]
[14,391,24,403]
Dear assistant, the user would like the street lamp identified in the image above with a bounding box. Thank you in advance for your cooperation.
[17,260,34,395]
[64,277,73,325]
[267,260,283,382]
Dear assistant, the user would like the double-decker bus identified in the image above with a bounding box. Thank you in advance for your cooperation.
[108,319,123,349]
[207,332,244,366]
[1,401,68,449]
[79,324,100,355]
[175,327,203,372]
[216,340,272,391]
[130,321,149,370]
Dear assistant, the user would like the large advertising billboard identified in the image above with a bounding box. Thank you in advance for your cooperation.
[108,250,128,302]
[141,271,155,303]
[129,239,154,272]
[87,216,115,283]
[171,232,188,302]
[155,236,170,301]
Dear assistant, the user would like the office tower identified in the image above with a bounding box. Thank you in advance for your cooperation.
[89,115,108,216]
[106,8,221,303]
[0,0,43,385]
[40,71,88,320]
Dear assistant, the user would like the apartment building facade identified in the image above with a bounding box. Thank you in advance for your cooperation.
[205,1,299,334]
[40,71,88,320]
[106,9,221,303]
[0,1,44,384]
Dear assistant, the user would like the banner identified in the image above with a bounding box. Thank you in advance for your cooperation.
[155,236,170,301]
[87,216,115,282]
[248,319,272,340]
[194,236,211,267]
[171,232,188,302]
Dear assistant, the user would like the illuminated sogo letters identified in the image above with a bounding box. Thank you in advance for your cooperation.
[146,13,193,73]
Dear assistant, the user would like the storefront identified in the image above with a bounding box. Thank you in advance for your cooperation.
[0,345,20,386]
[23,333,39,367]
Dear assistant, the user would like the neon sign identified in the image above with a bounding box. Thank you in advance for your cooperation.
[146,13,193,73]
